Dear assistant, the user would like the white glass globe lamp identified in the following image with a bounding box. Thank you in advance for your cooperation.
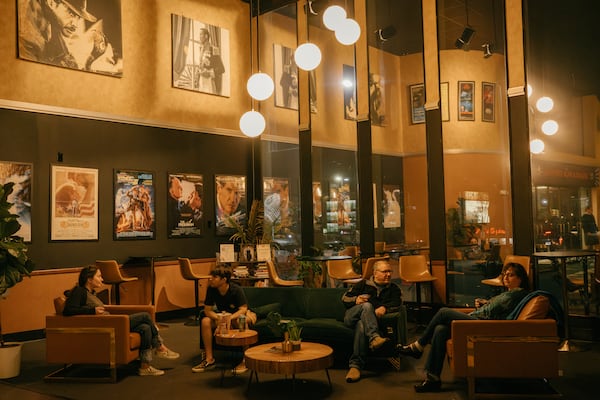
[294,43,321,71]
[530,138,545,154]
[323,6,346,31]
[335,18,361,45]
[247,73,274,101]
[536,96,554,113]
[239,110,266,138]
[541,120,559,136]
[527,84,533,97]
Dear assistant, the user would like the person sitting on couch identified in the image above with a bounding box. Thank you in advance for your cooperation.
[63,265,180,376]
[192,264,253,374]
[397,262,530,392]
[342,259,403,383]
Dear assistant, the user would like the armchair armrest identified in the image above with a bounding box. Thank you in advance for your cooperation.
[448,319,557,377]
[104,305,155,321]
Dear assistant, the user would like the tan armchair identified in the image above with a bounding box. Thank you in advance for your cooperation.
[45,296,156,382]
[446,294,560,399]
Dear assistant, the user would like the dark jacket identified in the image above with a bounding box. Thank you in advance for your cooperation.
[342,277,402,313]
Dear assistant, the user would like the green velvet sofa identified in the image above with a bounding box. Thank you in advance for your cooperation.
[242,286,408,361]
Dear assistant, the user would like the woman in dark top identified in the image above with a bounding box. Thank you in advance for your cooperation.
[64,265,180,376]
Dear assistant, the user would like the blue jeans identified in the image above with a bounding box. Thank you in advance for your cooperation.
[416,307,476,377]
[129,312,162,363]
[344,302,380,370]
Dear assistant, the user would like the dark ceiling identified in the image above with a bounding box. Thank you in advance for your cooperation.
[241,0,504,57]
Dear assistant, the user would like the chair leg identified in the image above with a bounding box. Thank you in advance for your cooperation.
[113,283,121,305]
[185,279,201,326]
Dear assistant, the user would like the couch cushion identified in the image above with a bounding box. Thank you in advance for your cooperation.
[304,288,347,321]
[251,302,281,319]
[517,295,550,320]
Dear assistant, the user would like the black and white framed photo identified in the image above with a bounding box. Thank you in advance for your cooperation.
[343,64,357,120]
[114,170,155,240]
[273,44,298,110]
[172,14,230,97]
[1,161,32,242]
[17,0,123,76]
[50,164,98,241]
[167,173,203,238]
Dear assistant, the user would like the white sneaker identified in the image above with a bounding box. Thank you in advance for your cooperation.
[155,348,180,359]
[232,361,248,374]
[139,365,165,376]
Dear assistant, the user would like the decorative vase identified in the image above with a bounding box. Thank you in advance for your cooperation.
[281,332,292,353]
[0,342,22,379]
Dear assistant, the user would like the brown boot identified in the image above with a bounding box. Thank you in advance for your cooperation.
[345,367,361,383]
[369,336,389,351]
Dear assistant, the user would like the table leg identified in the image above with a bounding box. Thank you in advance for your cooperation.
[150,257,155,306]
[558,257,571,351]
[325,368,332,390]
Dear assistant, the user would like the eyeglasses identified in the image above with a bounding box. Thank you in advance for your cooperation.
[376,270,393,274]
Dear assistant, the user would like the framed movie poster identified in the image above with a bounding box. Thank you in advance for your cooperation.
[382,184,402,228]
[343,64,357,120]
[114,170,155,240]
[482,82,496,122]
[50,165,98,241]
[440,82,450,121]
[273,44,298,110]
[172,14,230,97]
[458,81,475,121]
[215,175,246,236]
[167,173,203,238]
[0,161,32,242]
[370,73,385,125]
[17,0,123,77]
[263,178,290,227]
[410,83,425,124]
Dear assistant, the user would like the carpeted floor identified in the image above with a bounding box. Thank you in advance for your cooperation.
[2,318,600,400]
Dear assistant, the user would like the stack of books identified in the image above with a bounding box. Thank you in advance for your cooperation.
[254,263,269,278]
[233,265,249,278]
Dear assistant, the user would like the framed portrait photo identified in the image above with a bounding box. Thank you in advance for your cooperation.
[482,82,496,122]
[1,161,33,242]
[50,165,98,241]
[409,84,425,124]
[114,170,155,240]
[171,14,230,97]
[167,173,203,238]
[273,44,299,110]
[215,175,246,236]
[458,81,475,121]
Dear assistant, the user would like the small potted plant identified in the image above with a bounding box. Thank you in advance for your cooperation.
[286,320,303,351]
[0,182,35,378]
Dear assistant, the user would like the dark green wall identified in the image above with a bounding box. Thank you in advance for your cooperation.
[0,108,251,269]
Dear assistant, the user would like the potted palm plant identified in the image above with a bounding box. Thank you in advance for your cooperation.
[229,200,265,262]
[0,182,35,378]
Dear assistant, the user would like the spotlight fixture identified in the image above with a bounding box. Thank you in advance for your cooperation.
[482,43,492,58]
[375,25,397,42]
[455,26,475,49]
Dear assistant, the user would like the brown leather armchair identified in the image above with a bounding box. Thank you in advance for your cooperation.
[45,296,156,382]
[446,294,560,399]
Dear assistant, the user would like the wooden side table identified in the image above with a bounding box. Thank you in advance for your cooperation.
[244,342,334,391]
[214,329,258,384]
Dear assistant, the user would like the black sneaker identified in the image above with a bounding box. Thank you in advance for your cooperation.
[396,343,423,359]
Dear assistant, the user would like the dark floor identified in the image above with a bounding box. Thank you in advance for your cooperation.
[2,317,600,400]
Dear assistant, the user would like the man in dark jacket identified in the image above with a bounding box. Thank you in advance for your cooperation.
[341,259,402,383]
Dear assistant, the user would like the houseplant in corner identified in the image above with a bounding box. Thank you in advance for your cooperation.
[0,182,35,378]
[229,200,265,262]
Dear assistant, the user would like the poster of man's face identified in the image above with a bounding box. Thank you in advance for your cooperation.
[168,173,203,238]
[17,0,123,76]
[172,14,230,97]
[215,175,246,236]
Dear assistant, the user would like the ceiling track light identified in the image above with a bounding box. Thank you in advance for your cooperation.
[375,25,397,42]
[455,26,475,49]
[482,43,492,58]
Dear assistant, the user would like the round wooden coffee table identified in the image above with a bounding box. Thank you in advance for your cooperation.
[244,342,334,391]
[214,329,258,383]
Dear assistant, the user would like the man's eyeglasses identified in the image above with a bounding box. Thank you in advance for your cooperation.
[376,270,393,274]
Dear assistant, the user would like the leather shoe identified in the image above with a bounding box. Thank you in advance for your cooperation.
[369,336,389,351]
[345,367,361,383]
[396,343,423,359]
[414,379,441,393]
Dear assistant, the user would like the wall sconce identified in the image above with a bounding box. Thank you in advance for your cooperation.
[482,43,492,58]
[375,25,397,42]
[455,26,475,49]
